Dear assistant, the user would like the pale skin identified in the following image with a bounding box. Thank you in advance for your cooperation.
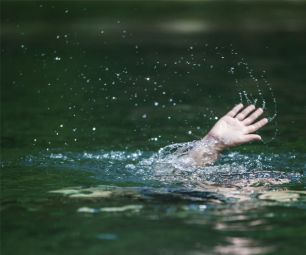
[187,104,269,166]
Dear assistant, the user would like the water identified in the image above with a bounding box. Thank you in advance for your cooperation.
[1,1,306,255]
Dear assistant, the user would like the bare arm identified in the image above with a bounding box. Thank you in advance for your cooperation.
[188,104,268,166]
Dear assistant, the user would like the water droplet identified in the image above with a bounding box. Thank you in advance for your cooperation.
[229,67,235,74]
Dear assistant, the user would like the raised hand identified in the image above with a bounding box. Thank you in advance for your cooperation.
[207,104,268,149]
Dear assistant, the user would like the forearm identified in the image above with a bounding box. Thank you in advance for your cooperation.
[187,134,225,167]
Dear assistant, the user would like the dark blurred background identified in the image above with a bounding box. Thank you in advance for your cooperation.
[1,0,306,153]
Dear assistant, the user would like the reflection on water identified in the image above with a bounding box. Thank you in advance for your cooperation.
[48,182,306,255]
[213,237,273,255]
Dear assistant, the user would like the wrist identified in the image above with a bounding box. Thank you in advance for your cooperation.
[187,133,224,166]
[201,133,225,152]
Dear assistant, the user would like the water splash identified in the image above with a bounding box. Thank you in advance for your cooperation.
[15,143,305,188]
[208,45,279,143]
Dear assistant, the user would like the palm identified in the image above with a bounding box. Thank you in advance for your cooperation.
[208,104,268,148]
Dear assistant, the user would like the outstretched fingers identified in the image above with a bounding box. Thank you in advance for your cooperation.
[243,108,264,125]
[235,105,256,121]
[247,118,268,133]
[226,103,244,117]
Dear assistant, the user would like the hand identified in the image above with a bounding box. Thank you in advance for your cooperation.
[206,104,268,150]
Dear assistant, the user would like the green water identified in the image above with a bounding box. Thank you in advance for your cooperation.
[1,1,306,255]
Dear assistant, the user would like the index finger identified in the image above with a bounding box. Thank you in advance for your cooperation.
[226,103,244,117]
